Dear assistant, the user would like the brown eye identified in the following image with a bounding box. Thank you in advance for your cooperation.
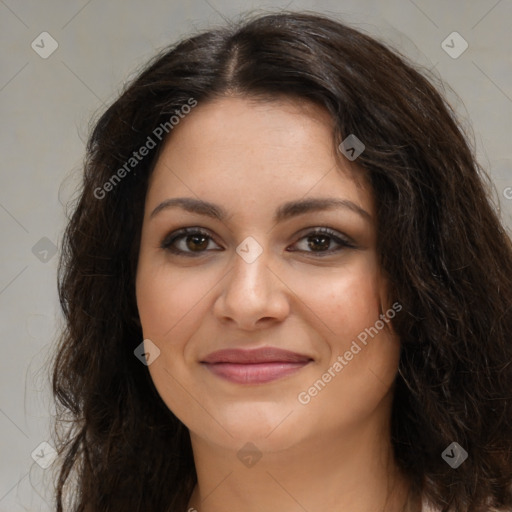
[288,228,355,256]
[161,226,354,258]
[160,228,222,256]
[306,233,331,251]
[184,233,209,252]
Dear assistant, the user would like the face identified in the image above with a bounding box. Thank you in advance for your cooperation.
[135,96,401,453]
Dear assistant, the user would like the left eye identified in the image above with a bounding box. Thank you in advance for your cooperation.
[289,228,354,255]
[160,227,354,256]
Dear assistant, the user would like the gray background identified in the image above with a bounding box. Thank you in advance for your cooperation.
[1,0,511,509]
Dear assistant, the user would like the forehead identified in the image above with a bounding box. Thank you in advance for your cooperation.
[146,96,373,218]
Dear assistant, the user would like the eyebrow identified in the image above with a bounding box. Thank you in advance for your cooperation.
[149,196,371,223]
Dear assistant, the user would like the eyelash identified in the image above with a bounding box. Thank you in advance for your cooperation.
[159,227,355,257]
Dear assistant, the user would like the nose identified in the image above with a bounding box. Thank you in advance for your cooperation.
[212,247,291,330]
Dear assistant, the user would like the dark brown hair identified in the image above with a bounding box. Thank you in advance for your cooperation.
[51,10,512,512]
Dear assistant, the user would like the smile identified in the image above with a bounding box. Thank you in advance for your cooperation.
[201,347,313,384]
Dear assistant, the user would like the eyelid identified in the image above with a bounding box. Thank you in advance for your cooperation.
[287,227,356,256]
[294,226,355,246]
[160,226,356,256]
[160,227,221,252]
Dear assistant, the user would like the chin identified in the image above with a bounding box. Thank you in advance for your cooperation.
[191,402,306,452]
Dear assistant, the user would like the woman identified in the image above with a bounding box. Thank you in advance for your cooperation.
[51,11,512,512]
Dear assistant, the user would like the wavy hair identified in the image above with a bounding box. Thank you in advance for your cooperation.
[51,11,512,512]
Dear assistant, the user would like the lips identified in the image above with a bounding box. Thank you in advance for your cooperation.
[201,347,313,384]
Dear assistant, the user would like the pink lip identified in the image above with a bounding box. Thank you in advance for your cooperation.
[201,347,313,384]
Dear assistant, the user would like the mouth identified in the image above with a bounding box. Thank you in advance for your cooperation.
[201,347,313,384]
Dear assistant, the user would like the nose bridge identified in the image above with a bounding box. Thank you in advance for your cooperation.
[214,239,289,327]
[229,244,272,301]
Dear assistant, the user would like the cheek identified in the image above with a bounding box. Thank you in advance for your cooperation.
[135,261,212,422]
[295,257,384,343]
[296,294,399,434]
[293,258,399,402]
[135,260,213,342]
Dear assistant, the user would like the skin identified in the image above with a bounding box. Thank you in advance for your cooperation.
[135,96,411,512]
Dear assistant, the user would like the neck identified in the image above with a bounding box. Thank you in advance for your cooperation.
[186,412,416,512]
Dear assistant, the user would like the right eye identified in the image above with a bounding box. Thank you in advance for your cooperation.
[160,227,223,256]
